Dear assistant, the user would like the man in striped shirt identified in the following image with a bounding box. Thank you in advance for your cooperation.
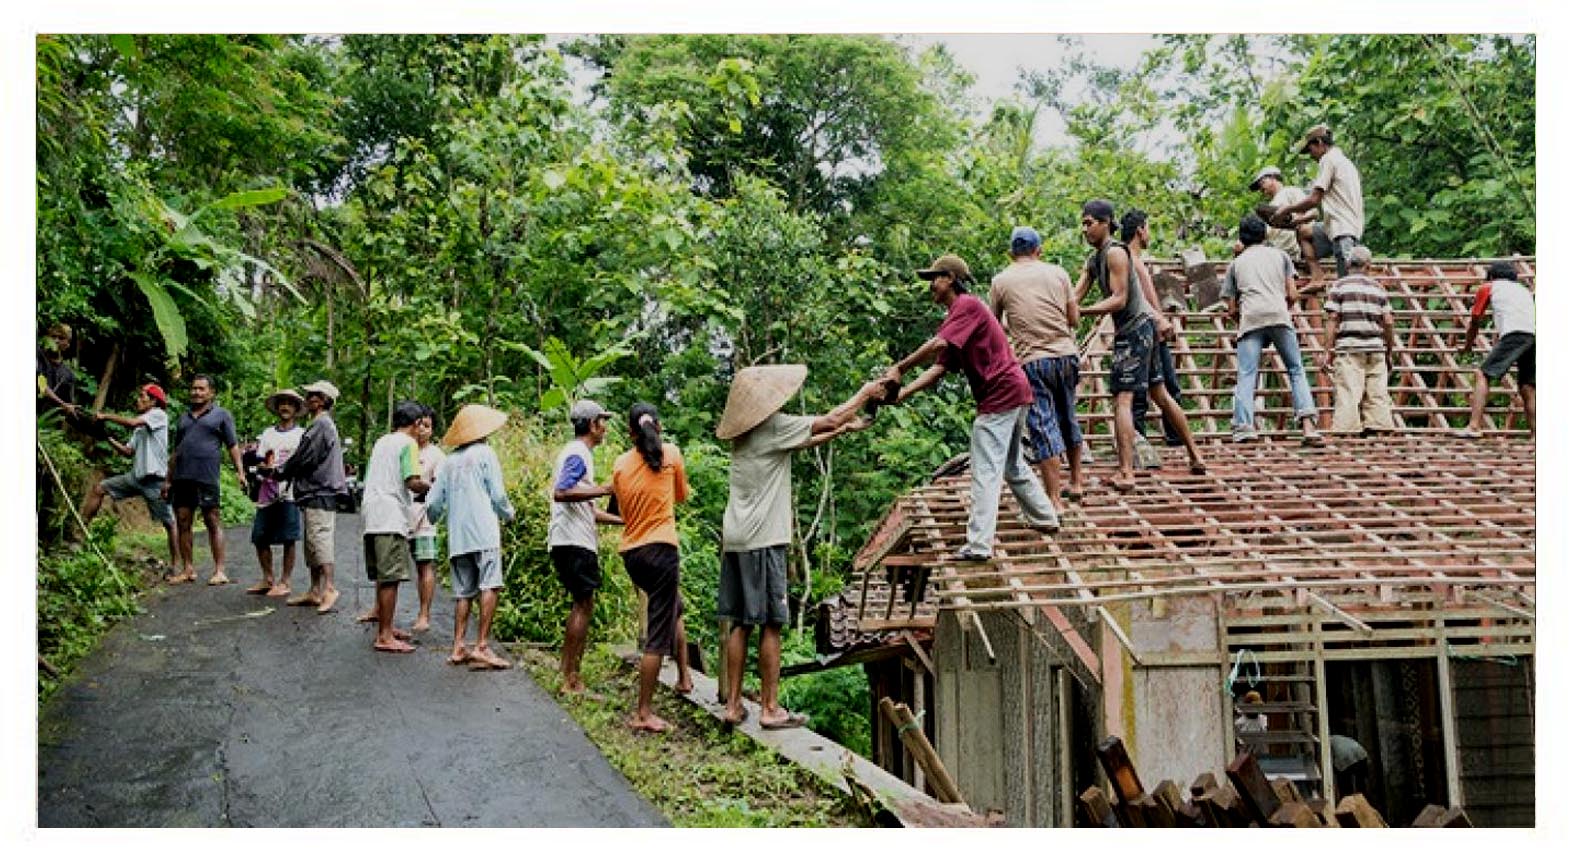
[1320,245,1395,433]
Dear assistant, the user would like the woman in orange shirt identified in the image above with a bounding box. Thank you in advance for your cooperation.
[609,402,694,732]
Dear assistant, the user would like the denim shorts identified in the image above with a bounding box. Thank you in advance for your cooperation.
[1109,319,1163,395]
[1022,355,1083,462]
[251,501,302,546]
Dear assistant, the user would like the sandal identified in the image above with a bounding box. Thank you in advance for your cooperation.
[760,710,809,731]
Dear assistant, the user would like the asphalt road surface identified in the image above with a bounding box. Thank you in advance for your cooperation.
[38,514,664,828]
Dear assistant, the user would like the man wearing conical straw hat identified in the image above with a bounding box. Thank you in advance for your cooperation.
[426,404,517,670]
[881,253,1061,562]
[715,366,887,729]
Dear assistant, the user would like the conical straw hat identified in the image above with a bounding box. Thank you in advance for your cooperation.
[442,404,509,448]
[716,365,808,441]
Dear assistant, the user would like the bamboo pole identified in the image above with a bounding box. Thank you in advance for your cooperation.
[878,696,963,805]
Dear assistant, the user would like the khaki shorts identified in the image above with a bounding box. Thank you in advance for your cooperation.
[364,533,413,584]
[301,506,337,567]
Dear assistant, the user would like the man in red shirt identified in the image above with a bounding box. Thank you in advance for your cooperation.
[883,254,1061,561]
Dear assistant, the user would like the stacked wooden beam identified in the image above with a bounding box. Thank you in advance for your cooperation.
[1079,736,1473,828]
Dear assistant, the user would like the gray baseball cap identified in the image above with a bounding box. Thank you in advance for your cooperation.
[570,399,613,424]
[1249,166,1282,191]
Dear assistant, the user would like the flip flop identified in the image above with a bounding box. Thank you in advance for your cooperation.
[468,654,513,671]
[373,642,416,654]
[285,594,320,606]
[759,710,809,731]
[1108,476,1136,493]
[722,706,751,727]
[244,583,272,595]
[207,573,231,586]
[1063,489,1084,503]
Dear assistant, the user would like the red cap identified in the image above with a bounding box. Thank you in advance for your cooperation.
[142,383,168,406]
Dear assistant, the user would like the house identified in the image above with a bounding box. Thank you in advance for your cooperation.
[798,258,1537,827]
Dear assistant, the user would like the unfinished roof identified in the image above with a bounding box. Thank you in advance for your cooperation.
[848,433,1534,663]
[1073,257,1536,443]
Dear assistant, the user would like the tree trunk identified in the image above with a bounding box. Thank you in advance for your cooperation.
[91,343,120,412]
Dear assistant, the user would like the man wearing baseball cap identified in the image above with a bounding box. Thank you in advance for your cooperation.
[277,380,348,613]
[1272,124,1365,278]
[547,399,622,694]
[988,226,1085,506]
[882,252,1061,561]
[82,383,178,574]
[1249,166,1334,283]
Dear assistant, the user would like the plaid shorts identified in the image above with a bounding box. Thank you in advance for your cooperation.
[409,534,439,563]
[1022,355,1083,463]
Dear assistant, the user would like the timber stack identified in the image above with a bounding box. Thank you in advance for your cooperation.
[1078,736,1473,828]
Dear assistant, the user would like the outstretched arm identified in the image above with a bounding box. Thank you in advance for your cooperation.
[806,380,885,439]
[894,362,949,404]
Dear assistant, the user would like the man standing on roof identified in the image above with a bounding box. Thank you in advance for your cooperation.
[1457,262,1535,437]
[548,399,623,695]
[82,383,178,574]
[1249,166,1334,283]
[989,226,1085,505]
[245,389,307,598]
[1320,246,1397,434]
[165,374,247,586]
[277,380,348,614]
[1119,210,1187,455]
[716,366,883,728]
[1076,200,1208,491]
[882,253,1061,560]
[1273,124,1364,279]
[1223,216,1324,445]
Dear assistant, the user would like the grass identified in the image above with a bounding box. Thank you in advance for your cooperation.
[516,645,877,828]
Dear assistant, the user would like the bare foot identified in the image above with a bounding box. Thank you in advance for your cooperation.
[167,570,196,585]
[675,675,694,695]
[392,627,412,640]
[286,592,321,607]
[265,583,292,598]
[373,638,416,654]
[207,572,231,586]
[245,581,273,595]
[626,714,671,733]
[468,647,512,670]
[355,609,377,623]
[722,706,749,726]
[447,646,472,665]
[316,588,340,614]
[411,618,431,633]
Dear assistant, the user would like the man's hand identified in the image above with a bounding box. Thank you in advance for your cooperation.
[1322,350,1336,371]
[1157,316,1177,342]
[162,480,172,501]
[236,468,249,492]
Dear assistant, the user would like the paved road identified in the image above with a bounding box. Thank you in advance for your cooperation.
[38,514,664,828]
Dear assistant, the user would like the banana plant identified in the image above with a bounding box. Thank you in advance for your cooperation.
[123,184,300,361]
[514,336,632,415]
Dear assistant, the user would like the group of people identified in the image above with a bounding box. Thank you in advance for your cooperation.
[51,122,1536,736]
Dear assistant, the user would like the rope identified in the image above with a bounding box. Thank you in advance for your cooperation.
[896,709,926,737]
[1225,648,1262,696]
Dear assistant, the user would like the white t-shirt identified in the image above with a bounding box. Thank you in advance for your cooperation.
[1267,186,1307,258]
[361,430,419,536]
[548,439,599,551]
[256,423,305,504]
[1312,146,1364,240]
[722,412,814,552]
[1222,245,1296,336]
[409,443,446,538]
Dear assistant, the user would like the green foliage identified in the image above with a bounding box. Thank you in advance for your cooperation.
[37,521,145,700]
[519,646,872,827]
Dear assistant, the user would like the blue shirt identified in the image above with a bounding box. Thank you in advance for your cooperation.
[425,441,515,557]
